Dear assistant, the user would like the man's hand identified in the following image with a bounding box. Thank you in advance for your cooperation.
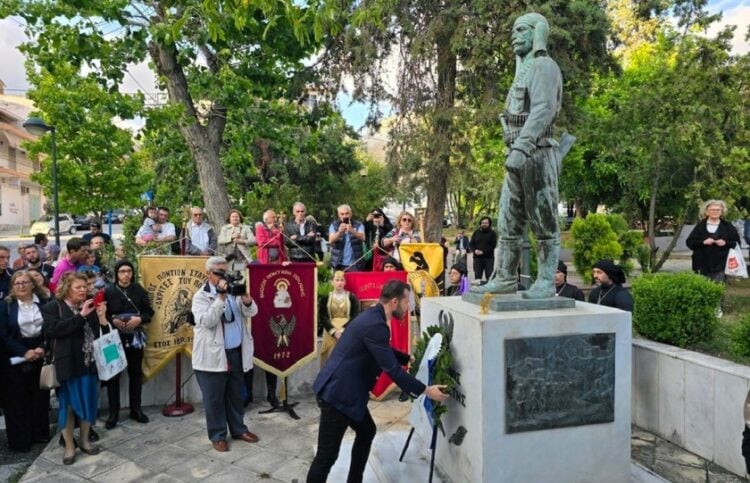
[474,249,483,256]
[505,149,527,171]
[704,238,715,245]
[240,294,254,306]
[715,239,726,247]
[424,385,449,402]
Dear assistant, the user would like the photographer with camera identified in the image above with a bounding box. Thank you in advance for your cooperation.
[192,256,259,452]
[328,204,366,271]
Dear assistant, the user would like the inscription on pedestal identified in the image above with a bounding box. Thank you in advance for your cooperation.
[505,333,615,433]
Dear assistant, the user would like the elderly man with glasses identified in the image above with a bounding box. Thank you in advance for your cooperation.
[186,207,217,256]
[284,202,318,263]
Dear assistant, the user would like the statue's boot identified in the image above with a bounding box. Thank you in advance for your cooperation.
[471,240,522,294]
[522,238,560,299]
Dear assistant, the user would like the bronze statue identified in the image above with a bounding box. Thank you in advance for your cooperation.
[473,12,568,299]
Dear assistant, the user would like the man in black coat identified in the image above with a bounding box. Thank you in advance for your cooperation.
[588,260,633,312]
[555,261,584,301]
[306,280,448,483]
[469,217,498,284]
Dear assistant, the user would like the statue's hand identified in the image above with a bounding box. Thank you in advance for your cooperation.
[505,149,527,171]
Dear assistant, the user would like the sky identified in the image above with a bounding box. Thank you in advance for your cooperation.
[0,0,748,131]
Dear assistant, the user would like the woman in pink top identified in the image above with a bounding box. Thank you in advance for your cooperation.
[255,209,287,264]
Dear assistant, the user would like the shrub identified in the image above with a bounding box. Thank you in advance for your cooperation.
[569,213,623,284]
[730,314,750,358]
[632,272,724,347]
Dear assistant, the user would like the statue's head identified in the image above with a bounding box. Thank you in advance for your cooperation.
[512,13,549,58]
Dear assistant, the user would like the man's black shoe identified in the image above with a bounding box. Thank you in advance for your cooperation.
[105,413,118,430]
[89,428,100,442]
[130,410,149,423]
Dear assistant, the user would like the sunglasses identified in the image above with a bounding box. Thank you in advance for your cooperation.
[401,218,414,223]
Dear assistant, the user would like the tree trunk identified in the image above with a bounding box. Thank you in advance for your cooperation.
[147,37,230,226]
[424,36,457,242]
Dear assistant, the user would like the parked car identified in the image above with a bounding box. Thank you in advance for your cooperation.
[30,213,76,236]
[102,209,127,224]
[73,214,99,230]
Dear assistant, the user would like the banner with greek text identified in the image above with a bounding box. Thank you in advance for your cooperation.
[140,256,206,380]
[344,270,410,400]
[249,263,317,378]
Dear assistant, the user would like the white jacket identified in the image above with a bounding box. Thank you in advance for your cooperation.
[191,283,257,372]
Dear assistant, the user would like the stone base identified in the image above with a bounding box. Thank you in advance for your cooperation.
[461,291,575,311]
[419,297,632,483]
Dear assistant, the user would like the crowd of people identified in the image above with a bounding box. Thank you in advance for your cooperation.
[4,198,738,470]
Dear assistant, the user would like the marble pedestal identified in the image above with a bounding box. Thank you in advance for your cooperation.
[419,297,632,483]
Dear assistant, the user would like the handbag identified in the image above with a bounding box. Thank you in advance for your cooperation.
[725,245,748,278]
[93,323,128,381]
[40,313,60,390]
[40,361,59,390]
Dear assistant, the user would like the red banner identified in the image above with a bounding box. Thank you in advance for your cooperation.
[345,271,411,400]
[249,263,317,377]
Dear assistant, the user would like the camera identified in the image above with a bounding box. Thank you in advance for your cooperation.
[213,270,247,297]
[343,217,350,224]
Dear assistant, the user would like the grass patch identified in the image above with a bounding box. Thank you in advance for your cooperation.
[686,277,750,365]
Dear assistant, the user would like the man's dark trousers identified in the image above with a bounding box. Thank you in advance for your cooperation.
[194,348,248,441]
[474,256,494,282]
[306,397,376,483]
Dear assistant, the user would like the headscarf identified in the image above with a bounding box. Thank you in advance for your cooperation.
[593,260,626,285]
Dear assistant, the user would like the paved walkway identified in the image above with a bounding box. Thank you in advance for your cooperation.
[11,392,728,483]
[19,396,446,483]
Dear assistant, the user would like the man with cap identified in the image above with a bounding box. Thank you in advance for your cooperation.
[555,261,584,301]
[82,221,113,245]
[588,260,633,312]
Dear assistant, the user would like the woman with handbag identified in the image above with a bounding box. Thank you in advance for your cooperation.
[103,259,154,429]
[686,199,741,315]
[0,271,51,452]
[42,272,109,465]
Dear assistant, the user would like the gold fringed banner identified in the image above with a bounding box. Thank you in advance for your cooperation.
[140,256,207,380]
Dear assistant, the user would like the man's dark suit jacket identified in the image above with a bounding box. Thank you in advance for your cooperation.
[313,304,426,422]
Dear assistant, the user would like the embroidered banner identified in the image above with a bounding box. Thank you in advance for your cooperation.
[345,270,410,400]
[249,263,317,377]
[140,256,206,380]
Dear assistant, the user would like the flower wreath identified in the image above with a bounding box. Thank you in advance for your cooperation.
[409,309,457,433]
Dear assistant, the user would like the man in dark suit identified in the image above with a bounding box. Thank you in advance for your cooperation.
[306,280,448,483]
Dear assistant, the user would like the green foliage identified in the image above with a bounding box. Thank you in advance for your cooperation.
[409,324,457,432]
[323,0,614,239]
[568,213,624,284]
[729,314,750,358]
[632,272,724,347]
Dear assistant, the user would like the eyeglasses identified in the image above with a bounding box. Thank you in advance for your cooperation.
[118,268,133,273]
[13,281,32,286]
[401,218,414,223]
[192,213,203,217]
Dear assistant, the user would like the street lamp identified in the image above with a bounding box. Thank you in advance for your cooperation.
[23,117,60,247]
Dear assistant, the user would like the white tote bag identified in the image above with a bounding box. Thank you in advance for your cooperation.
[93,324,128,381]
[725,245,748,278]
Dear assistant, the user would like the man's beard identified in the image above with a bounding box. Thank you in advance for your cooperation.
[392,306,406,319]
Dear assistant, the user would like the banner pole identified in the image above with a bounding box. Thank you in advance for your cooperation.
[162,353,194,417]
